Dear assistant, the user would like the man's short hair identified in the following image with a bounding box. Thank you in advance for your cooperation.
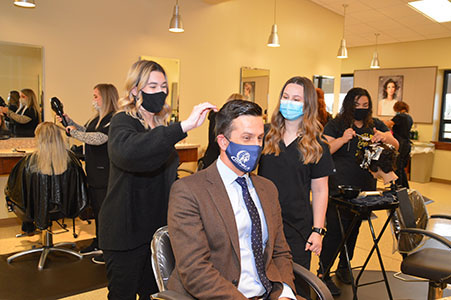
[215,100,262,138]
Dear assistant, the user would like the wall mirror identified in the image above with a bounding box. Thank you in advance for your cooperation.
[313,75,334,113]
[0,41,43,137]
[240,67,269,122]
[140,55,180,123]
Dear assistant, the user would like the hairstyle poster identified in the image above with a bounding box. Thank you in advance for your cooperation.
[242,81,255,102]
[377,75,404,116]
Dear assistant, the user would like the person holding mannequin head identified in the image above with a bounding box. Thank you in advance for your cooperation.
[318,87,399,296]
[57,83,119,264]
[0,88,40,137]
[98,59,216,300]
[378,78,399,116]
[258,77,335,297]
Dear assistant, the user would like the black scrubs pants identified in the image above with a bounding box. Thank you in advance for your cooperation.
[103,243,158,300]
[319,201,362,275]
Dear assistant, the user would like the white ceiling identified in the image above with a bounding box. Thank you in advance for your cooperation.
[310,0,451,47]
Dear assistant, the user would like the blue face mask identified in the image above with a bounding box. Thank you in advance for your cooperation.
[225,138,262,173]
[279,99,304,120]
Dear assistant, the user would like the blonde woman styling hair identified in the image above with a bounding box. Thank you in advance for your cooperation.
[0,88,40,137]
[258,76,335,285]
[56,83,120,262]
[98,59,216,299]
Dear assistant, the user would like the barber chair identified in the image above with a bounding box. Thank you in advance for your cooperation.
[392,188,451,300]
[150,226,333,300]
[7,202,82,270]
[5,154,88,270]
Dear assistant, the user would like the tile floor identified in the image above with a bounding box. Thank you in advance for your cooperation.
[1,180,450,299]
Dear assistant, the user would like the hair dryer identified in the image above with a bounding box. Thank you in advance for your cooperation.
[50,97,68,127]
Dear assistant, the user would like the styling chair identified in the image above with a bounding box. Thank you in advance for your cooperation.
[5,153,88,270]
[391,188,451,300]
[7,203,83,270]
[150,226,333,300]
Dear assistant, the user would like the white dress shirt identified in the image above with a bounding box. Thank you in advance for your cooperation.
[216,157,296,299]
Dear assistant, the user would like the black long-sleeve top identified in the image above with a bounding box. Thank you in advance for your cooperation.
[98,112,187,251]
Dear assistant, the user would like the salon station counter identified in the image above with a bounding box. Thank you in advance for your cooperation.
[0,138,199,219]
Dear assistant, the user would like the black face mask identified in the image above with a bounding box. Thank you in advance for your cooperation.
[140,91,167,113]
[354,108,369,121]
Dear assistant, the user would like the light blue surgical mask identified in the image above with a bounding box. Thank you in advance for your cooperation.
[279,99,304,120]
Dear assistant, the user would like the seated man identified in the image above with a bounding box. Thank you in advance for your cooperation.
[168,100,303,300]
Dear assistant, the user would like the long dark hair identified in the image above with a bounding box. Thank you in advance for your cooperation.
[338,87,373,128]
[382,79,399,99]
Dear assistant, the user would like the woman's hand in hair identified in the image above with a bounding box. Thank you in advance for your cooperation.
[181,102,217,133]
[372,128,399,150]
[371,128,390,143]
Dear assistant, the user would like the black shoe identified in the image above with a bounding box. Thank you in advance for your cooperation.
[336,267,353,285]
[322,276,341,296]
[92,254,105,264]
[80,240,102,256]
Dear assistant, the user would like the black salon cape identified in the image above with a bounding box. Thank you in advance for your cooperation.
[5,151,88,229]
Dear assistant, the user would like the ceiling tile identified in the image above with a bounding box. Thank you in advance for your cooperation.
[309,0,451,46]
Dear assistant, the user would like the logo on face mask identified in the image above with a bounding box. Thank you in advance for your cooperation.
[231,150,251,170]
[225,139,262,173]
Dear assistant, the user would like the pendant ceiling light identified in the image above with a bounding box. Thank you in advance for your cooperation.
[267,0,280,47]
[14,0,35,8]
[169,0,184,33]
[337,4,348,59]
[370,33,381,69]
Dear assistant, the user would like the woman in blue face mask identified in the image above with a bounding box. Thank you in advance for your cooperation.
[258,76,335,297]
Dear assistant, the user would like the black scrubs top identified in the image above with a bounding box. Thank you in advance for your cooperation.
[324,117,389,195]
[258,137,335,236]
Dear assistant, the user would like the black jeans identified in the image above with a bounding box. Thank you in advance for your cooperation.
[319,202,362,275]
[103,243,158,300]
[283,220,312,299]
[88,186,107,240]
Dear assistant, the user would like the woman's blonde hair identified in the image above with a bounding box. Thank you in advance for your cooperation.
[21,88,41,122]
[118,60,170,128]
[263,76,326,164]
[30,122,69,175]
[90,83,119,128]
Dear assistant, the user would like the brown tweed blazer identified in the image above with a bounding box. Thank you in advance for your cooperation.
[167,162,304,300]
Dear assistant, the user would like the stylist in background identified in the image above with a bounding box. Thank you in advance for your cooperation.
[98,60,216,300]
[384,101,413,188]
[0,89,40,137]
[258,77,335,297]
[57,83,119,264]
[318,87,398,296]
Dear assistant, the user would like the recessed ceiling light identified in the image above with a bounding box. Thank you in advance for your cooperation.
[408,0,451,23]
